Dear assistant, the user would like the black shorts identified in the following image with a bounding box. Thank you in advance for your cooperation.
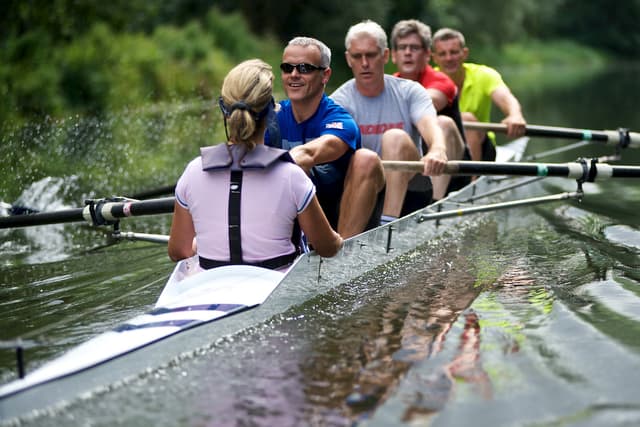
[402,174,433,216]
[402,188,433,217]
[482,136,497,161]
[312,161,385,230]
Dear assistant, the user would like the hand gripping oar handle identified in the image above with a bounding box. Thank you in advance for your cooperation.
[463,122,640,148]
[0,197,175,229]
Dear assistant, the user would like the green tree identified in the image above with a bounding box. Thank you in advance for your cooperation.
[553,0,640,55]
[426,0,536,47]
[222,0,393,81]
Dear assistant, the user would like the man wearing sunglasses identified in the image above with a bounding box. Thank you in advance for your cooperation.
[266,36,385,238]
[331,20,465,223]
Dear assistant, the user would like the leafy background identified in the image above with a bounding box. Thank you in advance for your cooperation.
[1,0,638,202]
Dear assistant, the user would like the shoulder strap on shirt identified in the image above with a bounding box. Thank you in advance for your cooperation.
[198,144,299,269]
[228,170,243,264]
[201,144,293,171]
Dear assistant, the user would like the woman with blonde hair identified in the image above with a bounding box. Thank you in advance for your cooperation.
[169,59,342,270]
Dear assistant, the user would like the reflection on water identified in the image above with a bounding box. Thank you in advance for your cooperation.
[12,204,640,427]
[0,244,171,386]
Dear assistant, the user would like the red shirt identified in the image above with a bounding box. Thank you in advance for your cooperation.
[394,65,457,107]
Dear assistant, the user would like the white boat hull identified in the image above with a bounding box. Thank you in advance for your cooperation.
[0,261,286,394]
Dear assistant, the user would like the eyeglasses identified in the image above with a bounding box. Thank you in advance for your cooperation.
[280,63,326,74]
[396,44,424,52]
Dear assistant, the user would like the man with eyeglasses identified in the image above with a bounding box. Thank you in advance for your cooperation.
[266,36,385,238]
[390,18,470,190]
[331,20,465,223]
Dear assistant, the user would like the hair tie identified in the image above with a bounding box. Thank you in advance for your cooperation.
[230,101,250,112]
[218,97,273,120]
[218,97,252,117]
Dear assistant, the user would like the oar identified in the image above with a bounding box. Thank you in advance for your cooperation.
[0,197,175,229]
[463,122,640,148]
[2,184,177,219]
[112,231,170,244]
[0,203,40,215]
[382,159,640,180]
[128,184,176,200]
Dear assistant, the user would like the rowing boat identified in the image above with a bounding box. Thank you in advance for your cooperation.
[0,138,530,420]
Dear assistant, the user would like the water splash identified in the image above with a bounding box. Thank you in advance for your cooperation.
[1,100,220,204]
[1,176,79,264]
[14,176,77,213]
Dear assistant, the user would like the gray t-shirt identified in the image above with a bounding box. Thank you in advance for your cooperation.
[330,74,436,156]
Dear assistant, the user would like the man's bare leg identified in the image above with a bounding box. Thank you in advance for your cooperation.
[338,148,385,238]
[431,115,466,200]
[461,112,485,162]
[380,129,420,218]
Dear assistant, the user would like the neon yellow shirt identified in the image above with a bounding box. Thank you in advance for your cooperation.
[458,63,506,123]
[444,63,506,146]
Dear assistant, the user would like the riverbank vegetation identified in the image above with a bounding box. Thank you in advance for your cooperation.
[1,1,637,202]
[2,1,637,124]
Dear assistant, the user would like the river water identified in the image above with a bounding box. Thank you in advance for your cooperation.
[0,66,639,426]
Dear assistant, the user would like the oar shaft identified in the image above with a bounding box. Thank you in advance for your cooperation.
[463,122,640,148]
[382,160,640,180]
[0,197,175,229]
[447,161,579,177]
[129,185,176,200]
[0,208,85,228]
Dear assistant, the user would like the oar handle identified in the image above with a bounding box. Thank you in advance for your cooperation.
[463,122,640,148]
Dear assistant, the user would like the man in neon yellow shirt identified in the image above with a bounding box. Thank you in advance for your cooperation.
[432,28,526,161]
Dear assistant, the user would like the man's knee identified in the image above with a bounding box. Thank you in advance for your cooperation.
[438,116,459,140]
[351,148,380,173]
[350,149,384,188]
[381,129,416,159]
[437,115,456,131]
[437,116,465,158]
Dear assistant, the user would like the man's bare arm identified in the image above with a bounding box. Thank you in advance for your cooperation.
[426,88,449,112]
[289,134,349,174]
[492,86,526,138]
[416,114,447,176]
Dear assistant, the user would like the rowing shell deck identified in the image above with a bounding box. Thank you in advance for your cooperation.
[0,138,528,421]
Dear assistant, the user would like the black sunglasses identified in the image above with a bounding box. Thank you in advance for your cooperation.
[279,63,326,74]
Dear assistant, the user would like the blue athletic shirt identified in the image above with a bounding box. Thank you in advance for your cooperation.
[266,94,360,186]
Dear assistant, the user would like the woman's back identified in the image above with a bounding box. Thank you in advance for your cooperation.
[175,144,314,263]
